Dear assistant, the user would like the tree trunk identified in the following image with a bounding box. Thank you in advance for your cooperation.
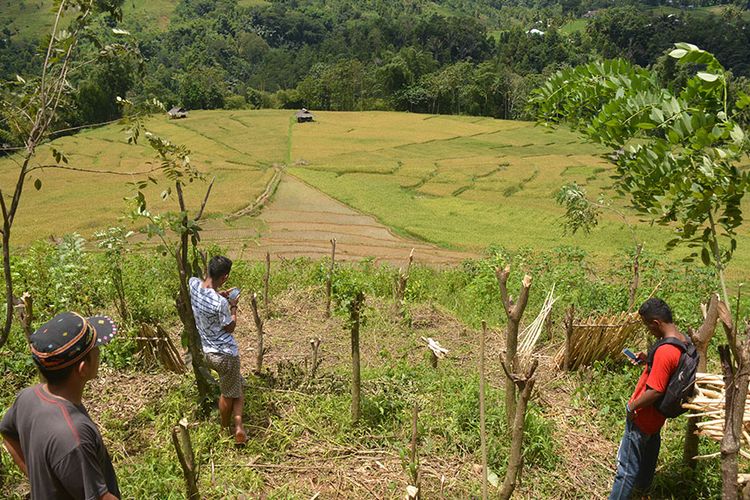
[250,293,265,373]
[496,266,532,427]
[350,292,364,423]
[499,358,538,500]
[708,210,731,310]
[719,322,750,500]
[1,226,13,348]
[684,294,721,467]
[175,246,212,413]
[172,422,200,500]
[325,239,336,318]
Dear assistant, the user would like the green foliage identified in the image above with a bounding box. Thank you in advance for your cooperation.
[555,182,602,235]
[533,45,750,275]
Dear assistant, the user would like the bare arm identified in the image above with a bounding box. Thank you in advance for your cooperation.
[100,492,119,500]
[223,300,238,333]
[2,433,28,477]
[630,387,663,412]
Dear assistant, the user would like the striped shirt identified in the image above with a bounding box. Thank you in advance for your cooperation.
[188,277,238,356]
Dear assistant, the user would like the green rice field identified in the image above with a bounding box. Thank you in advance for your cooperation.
[1,109,748,280]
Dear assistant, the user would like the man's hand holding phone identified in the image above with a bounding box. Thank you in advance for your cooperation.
[623,348,645,366]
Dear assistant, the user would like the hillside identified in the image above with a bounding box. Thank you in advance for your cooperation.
[1,109,749,280]
[0,0,176,37]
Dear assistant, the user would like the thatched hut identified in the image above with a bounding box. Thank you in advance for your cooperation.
[295,108,314,123]
[167,106,188,119]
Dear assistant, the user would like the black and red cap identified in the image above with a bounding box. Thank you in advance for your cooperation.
[30,312,117,371]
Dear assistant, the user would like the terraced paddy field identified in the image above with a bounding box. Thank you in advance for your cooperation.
[2,109,748,278]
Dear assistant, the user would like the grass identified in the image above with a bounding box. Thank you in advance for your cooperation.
[0,238,736,498]
[0,0,176,38]
[0,110,288,243]
[3,109,749,283]
[289,111,750,282]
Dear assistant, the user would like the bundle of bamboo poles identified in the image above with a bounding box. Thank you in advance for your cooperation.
[518,284,557,360]
[684,372,750,460]
[555,311,642,370]
[135,324,187,374]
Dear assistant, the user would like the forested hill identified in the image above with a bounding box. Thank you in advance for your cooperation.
[1,0,749,143]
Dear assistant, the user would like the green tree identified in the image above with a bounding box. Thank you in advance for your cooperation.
[532,44,750,307]
[0,0,129,347]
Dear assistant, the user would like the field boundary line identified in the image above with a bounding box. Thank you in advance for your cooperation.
[286,172,472,254]
[226,166,284,220]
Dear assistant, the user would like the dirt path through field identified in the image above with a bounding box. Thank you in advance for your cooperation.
[201,174,473,265]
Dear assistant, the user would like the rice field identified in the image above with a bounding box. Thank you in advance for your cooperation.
[0,110,288,243]
[288,111,750,279]
[2,109,748,280]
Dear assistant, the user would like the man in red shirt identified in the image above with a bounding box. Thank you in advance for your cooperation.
[609,298,685,499]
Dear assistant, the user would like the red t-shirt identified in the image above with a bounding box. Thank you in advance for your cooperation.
[629,343,682,434]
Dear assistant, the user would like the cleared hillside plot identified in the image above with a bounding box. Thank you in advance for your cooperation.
[0,110,288,243]
[289,111,750,278]
[201,175,471,264]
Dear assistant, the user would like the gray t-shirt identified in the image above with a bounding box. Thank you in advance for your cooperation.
[0,384,120,500]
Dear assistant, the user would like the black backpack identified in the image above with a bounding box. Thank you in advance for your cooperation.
[645,336,699,418]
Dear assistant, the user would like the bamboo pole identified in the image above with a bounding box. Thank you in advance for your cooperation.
[480,321,488,500]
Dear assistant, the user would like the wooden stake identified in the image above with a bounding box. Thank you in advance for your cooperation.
[263,251,271,319]
[393,249,414,319]
[325,239,336,318]
[480,321,488,500]
[250,293,265,373]
[172,421,199,500]
[563,304,574,372]
[627,243,643,312]
[350,292,364,423]
[13,292,33,340]
[409,403,420,499]
[309,337,321,380]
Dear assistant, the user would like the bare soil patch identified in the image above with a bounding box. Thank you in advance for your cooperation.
[201,175,473,266]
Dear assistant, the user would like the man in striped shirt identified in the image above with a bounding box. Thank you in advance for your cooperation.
[188,255,246,445]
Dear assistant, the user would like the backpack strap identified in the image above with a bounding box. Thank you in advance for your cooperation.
[646,336,689,369]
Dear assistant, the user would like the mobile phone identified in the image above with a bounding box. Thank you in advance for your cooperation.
[623,348,642,364]
[227,287,241,301]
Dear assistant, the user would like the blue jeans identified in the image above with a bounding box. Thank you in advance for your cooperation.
[609,419,661,499]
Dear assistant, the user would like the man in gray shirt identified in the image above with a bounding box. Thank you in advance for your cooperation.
[1,312,120,499]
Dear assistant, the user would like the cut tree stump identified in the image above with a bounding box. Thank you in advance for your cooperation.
[172,418,199,500]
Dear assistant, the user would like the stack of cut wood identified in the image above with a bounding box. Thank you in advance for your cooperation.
[555,311,642,370]
[136,324,187,374]
[684,372,750,459]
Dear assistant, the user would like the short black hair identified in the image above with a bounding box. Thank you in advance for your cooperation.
[638,297,673,324]
[208,255,232,280]
[35,351,91,385]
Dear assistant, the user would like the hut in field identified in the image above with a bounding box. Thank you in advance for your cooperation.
[168,106,188,119]
[295,108,314,123]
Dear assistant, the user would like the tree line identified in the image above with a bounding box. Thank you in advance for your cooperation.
[1,0,750,148]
